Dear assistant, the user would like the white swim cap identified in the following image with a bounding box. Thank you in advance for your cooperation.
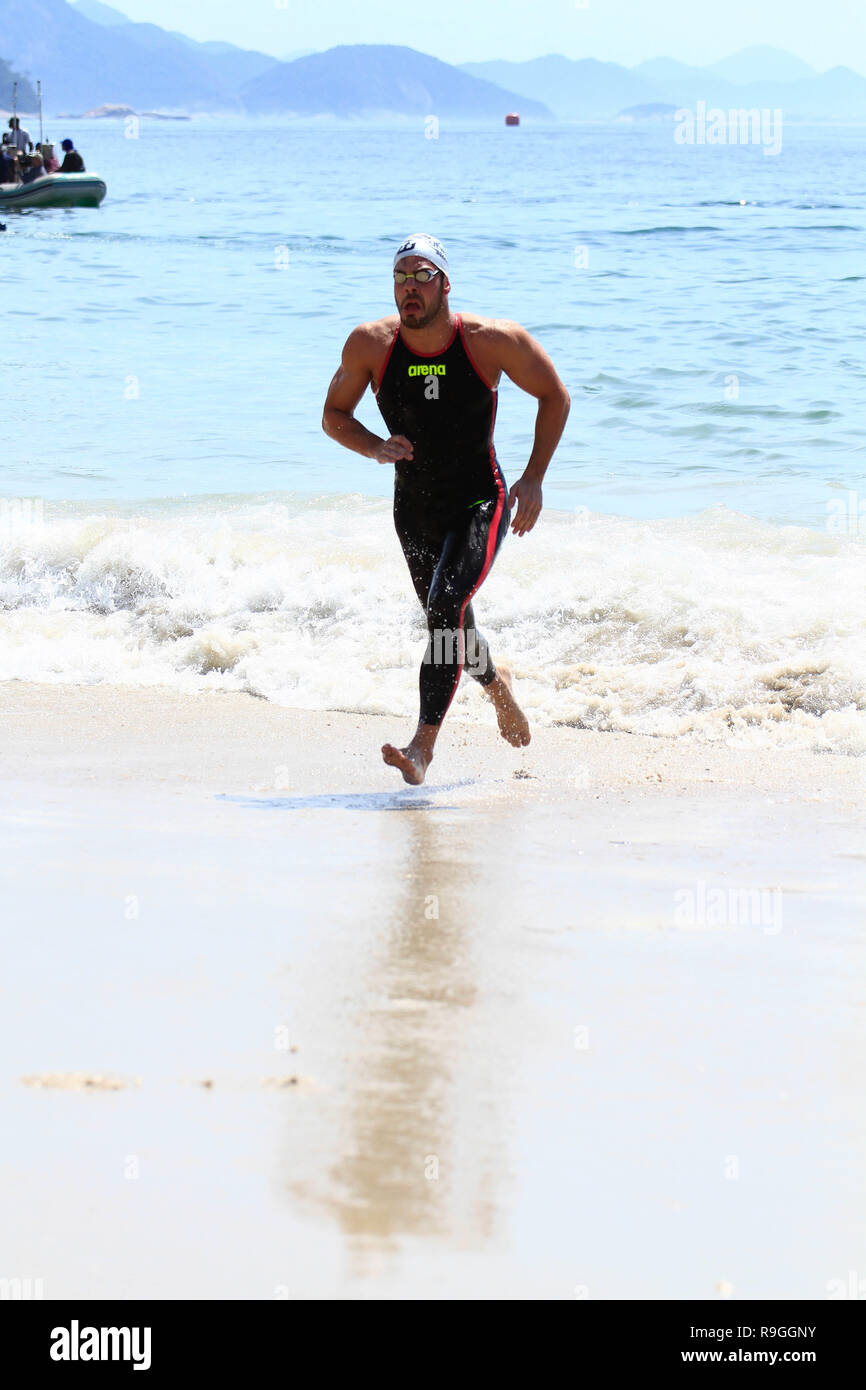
[393,233,449,275]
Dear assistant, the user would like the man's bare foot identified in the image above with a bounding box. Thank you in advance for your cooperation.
[484,663,531,747]
[381,742,433,786]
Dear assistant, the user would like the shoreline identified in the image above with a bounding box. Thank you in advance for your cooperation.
[1,677,864,1298]
[1,678,863,802]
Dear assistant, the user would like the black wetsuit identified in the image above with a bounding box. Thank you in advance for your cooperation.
[376,313,509,726]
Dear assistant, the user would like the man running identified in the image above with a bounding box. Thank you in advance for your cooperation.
[322,233,570,785]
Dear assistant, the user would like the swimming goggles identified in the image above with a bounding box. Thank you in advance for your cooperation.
[394,268,441,284]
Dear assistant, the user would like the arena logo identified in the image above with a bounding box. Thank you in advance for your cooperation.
[408,364,447,376]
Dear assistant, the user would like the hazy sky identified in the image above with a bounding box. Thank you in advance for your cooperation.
[105,0,865,72]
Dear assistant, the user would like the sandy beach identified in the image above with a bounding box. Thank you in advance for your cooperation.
[1,679,864,1299]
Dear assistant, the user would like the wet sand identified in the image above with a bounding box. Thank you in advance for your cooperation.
[1,680,864,1299]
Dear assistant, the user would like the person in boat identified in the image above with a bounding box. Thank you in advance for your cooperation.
[59,139,85,173]
[42,146,60,173]
[0,139,17,183]
[21,152,46,183]
[7,117,33,152]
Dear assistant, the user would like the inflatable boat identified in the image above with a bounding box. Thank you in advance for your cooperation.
[0,173,107,210]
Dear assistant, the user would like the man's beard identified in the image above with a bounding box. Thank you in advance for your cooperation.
[399,283,444,328]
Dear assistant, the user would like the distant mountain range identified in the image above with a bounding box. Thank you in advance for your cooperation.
[72,0,123,22]
[240,45,549,118]
[462,56,658,121]
[704,46,817,84]
[1,0,546,115]
[2,1,864,121]
[462,48,866,120]
[2,0,236,110]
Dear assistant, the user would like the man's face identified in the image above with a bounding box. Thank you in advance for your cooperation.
[394,256,448,329]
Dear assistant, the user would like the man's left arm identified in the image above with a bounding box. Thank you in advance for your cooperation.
[496,323,570,536]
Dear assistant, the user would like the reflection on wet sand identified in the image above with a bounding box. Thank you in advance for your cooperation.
[286,806,504,1273]
[219,780,478,813]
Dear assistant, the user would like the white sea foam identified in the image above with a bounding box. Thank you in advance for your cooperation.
[1,494,864,753]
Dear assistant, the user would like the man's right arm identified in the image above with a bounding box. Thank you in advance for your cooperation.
[322,327,413,464]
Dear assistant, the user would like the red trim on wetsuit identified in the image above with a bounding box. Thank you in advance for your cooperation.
[457,316,495,391]
[399,314,460,358]
[439,391,507,721]
[373,326,400,397]
[374,315,461,394]
[439,489,507,720]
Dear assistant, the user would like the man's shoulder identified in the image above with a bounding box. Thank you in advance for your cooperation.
[459,313,526,347]
[344,315,399,363]
[350,315,399,345]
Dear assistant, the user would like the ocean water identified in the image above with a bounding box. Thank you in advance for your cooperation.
[2,118,865,750]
